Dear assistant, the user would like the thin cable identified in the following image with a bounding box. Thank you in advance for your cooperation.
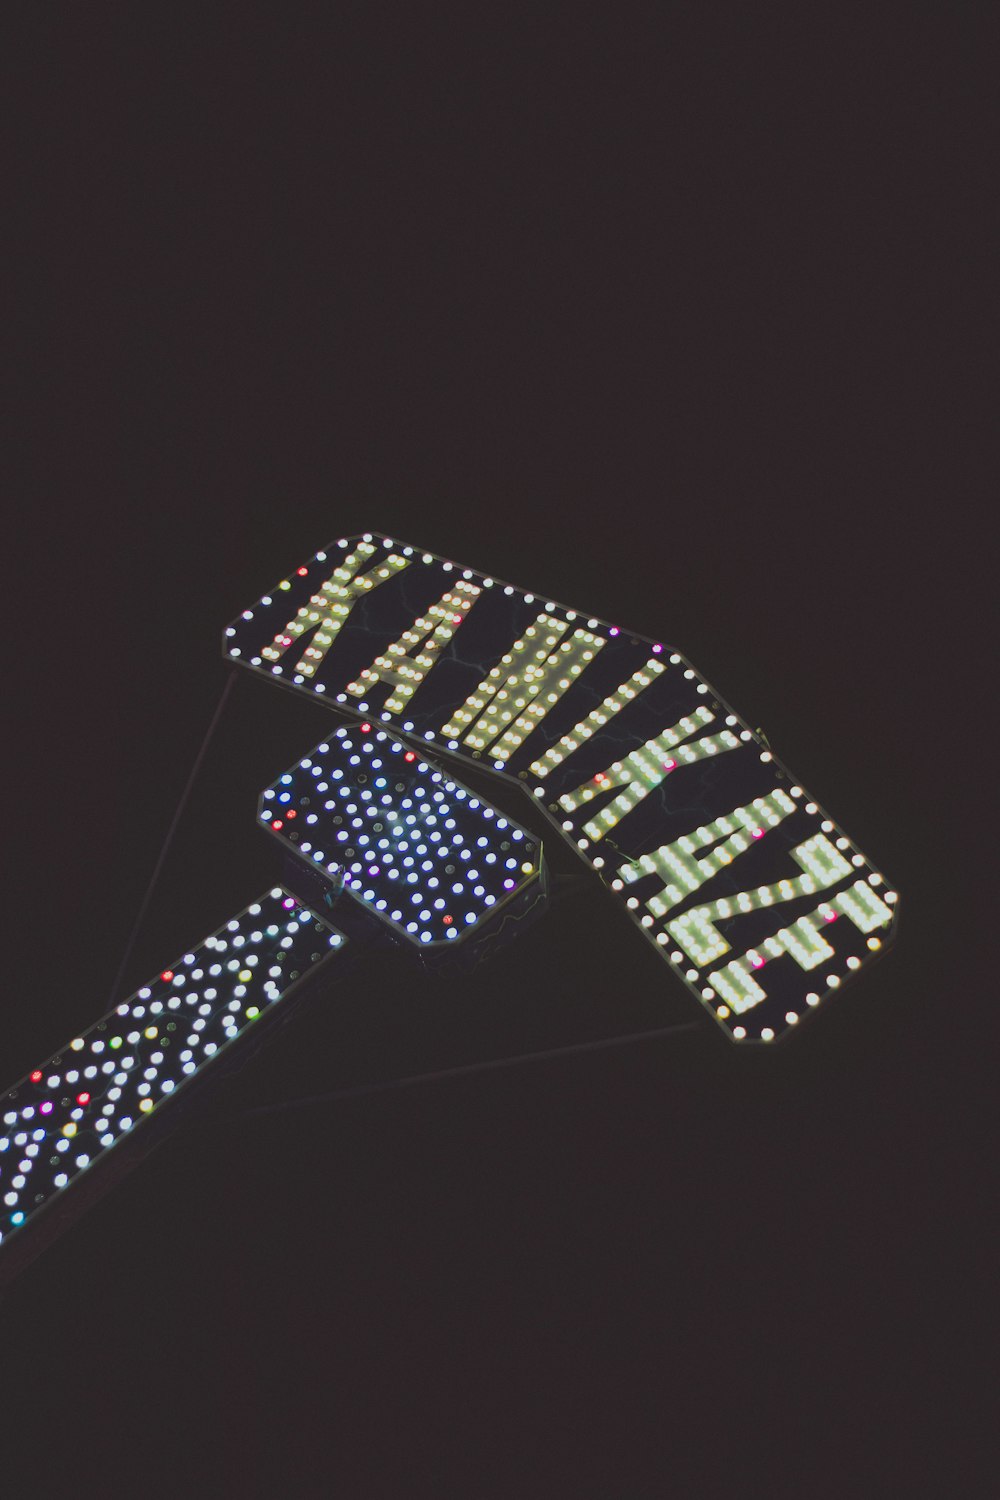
[107,668,239,1007]
[236,1017,705,1119]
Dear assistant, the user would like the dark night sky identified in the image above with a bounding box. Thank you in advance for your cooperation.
[2,7,994,1496]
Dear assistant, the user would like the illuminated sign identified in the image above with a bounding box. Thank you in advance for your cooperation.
[225,532,898,1041]
[1,522,899,1270]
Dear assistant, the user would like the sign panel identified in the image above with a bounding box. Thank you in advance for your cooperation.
[260,720,546,952]
[225,533,898,1042]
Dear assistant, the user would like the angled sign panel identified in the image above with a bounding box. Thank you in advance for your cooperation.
[261,721,548,957]
[225,532,898,1043]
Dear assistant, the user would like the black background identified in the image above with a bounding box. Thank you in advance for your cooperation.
[2,7,994,1496]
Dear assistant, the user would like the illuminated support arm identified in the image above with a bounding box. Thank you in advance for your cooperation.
[0,890,347,1271]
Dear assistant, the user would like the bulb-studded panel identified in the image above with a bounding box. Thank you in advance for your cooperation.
[260,722,544,949]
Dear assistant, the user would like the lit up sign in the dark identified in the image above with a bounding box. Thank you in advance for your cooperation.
[225,532,898,1042]
[1,523,898,1271]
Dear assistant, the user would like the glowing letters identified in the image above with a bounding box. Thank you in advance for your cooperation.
[560,708,742,844]
[664,832,854,965]
[262,541,411,677]
[618,789,796,915]
[528,657,667,781]
[441,613,604,762]
[710,878,893,1014]
[345,581,481,714]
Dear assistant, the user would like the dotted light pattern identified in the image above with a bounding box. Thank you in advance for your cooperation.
[708,879,894,1014]
[260,724,542,948]
[440,613,605,762]
[618,790,798,915]
[345,580,481,714]
[527,656,666,780]
[608,782,896,1035]
[0,891,345,1248]
[223,535,674,760]
[557,707,742,844]
[261,541,410,678]
[224,533,900,1043]
[665,832,855,965]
